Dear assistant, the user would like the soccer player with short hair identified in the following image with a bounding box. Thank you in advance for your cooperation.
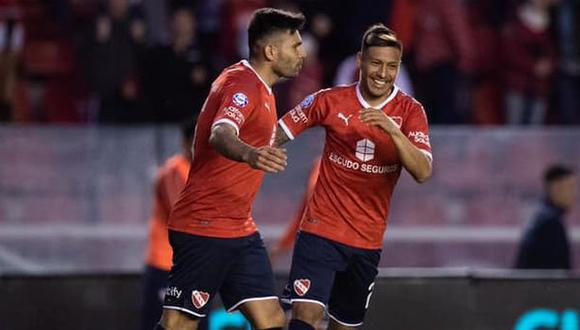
[275,24,433,329]
[157,8,306,330]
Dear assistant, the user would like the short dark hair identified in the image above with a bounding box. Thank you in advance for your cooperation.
[361,23,403,53]
[181,119,196,142]
[248,8,305,58]
[544,164,575,185]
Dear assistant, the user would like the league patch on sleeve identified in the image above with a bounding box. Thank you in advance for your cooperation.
[232,92,249,108]
[300,94,314,108]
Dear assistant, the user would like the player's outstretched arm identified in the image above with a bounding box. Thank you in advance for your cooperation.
[210,123,288,173]
[360,108,432,183]
[273,126,291,147]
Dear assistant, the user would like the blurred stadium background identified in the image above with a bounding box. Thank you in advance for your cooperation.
[0,0,579,329]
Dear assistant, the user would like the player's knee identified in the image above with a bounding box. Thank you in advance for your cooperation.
[160,309,199,330]
[255,305,285,329]
[292,302,324,325]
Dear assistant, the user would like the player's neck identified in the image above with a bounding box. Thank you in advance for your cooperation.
[248,58,278,87]
[358,84,394,108]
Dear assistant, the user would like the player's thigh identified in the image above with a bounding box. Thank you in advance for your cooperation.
[219,233,284,327]
[283,232,347,316]
[327,249,380,327]
[163,230,235,319]
[160,308,199,330]
[238,298,285,329]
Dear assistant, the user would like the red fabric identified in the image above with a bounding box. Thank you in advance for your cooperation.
[390,0,416,52]
[501,16,555,97]
[279,85,431,249]
[413,0,475,72]
[168,60,277,238]
[219,0,268,61]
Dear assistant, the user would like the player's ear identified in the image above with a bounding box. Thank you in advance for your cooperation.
[264,43,277,62]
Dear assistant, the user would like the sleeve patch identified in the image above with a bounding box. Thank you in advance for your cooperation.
[300,94,314,108]
[232,92,249,108]
[223,106,245,125]
[408,131,430,147]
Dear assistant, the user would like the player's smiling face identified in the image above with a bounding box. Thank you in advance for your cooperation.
[357,46,401,101]
[272,30,306,79]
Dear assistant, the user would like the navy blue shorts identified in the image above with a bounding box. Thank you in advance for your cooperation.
[282,231,381,327]
[163,230,278,318]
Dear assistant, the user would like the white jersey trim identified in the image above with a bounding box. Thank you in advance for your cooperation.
[328,312,364,327]
[278,119,295,140]
[287,298,327,309]
[227,296,279,313]
[163,306,206,318]
[355,83,399,110]
[212,118,240,136]
[241,59,272,94]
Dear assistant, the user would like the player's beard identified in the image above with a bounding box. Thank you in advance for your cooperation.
[275,58,304,79]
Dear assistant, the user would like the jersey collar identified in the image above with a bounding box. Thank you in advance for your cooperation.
[355,83,399,110]
[241,59,272,95]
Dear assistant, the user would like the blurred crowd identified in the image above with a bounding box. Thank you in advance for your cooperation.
[0,0,578,125]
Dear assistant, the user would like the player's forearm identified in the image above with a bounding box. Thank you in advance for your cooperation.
[274,126,291,147]
[209,124,254,163]
[390,131,432,183]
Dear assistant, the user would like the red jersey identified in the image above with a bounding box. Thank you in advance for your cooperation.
[279,83,432,249]
[168,60,277,238]
[145,155,189,271]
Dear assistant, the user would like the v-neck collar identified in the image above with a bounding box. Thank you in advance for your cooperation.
[355,83,399,110]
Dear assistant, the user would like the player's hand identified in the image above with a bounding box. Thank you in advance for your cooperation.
[360,108,401,135]
[244,146,287,173]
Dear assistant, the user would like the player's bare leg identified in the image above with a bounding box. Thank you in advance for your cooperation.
[328,318,356,330]
[289,301,325,329]
[238,299,286,329]
[157,309,199,330]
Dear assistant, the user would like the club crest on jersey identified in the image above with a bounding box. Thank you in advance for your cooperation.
[232,93,249,108]
[293,279,311,297]
[191,290,210,309]
[390,116,403,128]
[300,95,314,108]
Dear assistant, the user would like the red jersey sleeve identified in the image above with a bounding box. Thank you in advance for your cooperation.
[278,92,326,140]
[211,81,258,135]
[402,103,433,162]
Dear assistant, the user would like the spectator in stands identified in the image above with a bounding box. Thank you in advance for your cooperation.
[515,165,577,270]
[412,0,475,124]
[466,1,503,125]
[0,0,23,121]
[140,121,195,330]
[502,0,556,125]
[556,0,580,125]
[86,0,146,123]
[141,6,211,122]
